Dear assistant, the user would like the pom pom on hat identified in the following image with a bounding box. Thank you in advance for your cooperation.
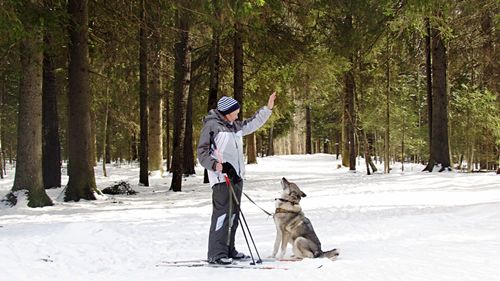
[217,96,240,115]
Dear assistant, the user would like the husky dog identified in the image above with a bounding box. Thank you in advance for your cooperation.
[272,178,339,260]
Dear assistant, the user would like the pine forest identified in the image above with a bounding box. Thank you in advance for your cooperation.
[0,0,498,207]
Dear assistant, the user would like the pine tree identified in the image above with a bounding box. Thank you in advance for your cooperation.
[12,1,53,207]
[170,8,191,192]
[65,0,100,201]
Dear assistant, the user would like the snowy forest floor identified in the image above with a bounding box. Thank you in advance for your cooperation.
[1,154,500,281]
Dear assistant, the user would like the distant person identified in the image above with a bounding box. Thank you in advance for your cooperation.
[197,92,276,264]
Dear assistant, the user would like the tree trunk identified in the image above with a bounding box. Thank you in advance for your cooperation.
[90,106,97,167]
[204,0,221,183]
[290,109,298,154]
[208,0,221,111]
[183,69,195,175]
[105,117,111,164]
[102,87,109,177]
[246,127,258,162]
[423,17,434,171]
[305,105,312,154]
[257,132,264,156]
[341,72,350,167]
[65,0,99,201]
[362,130,375,175]
[341,116,349,167]
[335,131,340,159]
[165,90,171,171]
[233,21,244,120]
[401,115,405,172]
[467,141,474,173]
[289,90,301,154]
[346,68,356,171]
[457,154,464,171]
[131,134,138,162]
[170,10,191,192]
[247,133,257,164]
[430,15,451,171]
[139,0,149,186]
[384,36,391,174]
[148,62,163,174]
[42,31,61,189]
[0,74,3,179]
[12,15,53,207]
[148,7,163,174]
[480,10,494,91]
[267,126,274,156]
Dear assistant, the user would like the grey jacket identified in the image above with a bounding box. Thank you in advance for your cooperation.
[197,106,272,187]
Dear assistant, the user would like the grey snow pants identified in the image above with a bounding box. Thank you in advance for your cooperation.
[207,179,243,261]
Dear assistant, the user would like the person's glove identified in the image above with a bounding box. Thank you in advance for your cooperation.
[222,162,241,183]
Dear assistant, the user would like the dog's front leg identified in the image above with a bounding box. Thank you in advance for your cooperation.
[272,228,282,258]
[277,232,290,258]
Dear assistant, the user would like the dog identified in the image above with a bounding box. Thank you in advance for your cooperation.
[272,177,339,260]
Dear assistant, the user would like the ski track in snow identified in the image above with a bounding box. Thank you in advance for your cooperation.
[1,154,499,281]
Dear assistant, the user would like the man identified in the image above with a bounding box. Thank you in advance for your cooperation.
[197,92,276,264]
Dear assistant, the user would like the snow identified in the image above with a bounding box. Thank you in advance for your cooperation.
[1,154,500,281]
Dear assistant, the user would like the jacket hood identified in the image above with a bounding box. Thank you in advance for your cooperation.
[204,109,230,126]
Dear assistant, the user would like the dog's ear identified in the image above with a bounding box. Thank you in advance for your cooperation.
[281,178,290,190]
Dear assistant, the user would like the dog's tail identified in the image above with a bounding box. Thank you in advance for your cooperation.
[321,248,339,260]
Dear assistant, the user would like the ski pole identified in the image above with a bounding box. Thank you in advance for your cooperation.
[216,149,260,264]
[224,175,263,264]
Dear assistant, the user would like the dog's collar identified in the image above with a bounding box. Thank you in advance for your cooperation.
[275,198,298,205]
[274,207,300,214]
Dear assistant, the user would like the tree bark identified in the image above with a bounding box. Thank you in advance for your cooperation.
[423,17,434,171]
[290,107,298,154]
[305,105,312,154]
[384,36,391,174]
[139,0,149,186]
[401,115,405,172]
[165,90,171,171]
[65,0,99,201]
[89,105,97,167]
[257,133,264,156]
[480,10,495,91]
[346,68,356,171]
[340,14,356,170]
[267,126,274,156]
[105,115,111,164]
[362,130,376,175]
[247,133,257,164]
[430,15,451,171]
[233,21,244,120]
[0,74,3,179]
[208,0,221,111]
[130,134,138,162]
[170,10,191,192]
[183,68,195,175]
[13,12,53,207]
[42,31,61,189]
[341,115,349,167]
[205,0,222,183]
[102,87,109,177]
[148,6,163,174]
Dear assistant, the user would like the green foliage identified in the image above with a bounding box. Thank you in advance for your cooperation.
[0,0,497,171]
[450,86,500,148]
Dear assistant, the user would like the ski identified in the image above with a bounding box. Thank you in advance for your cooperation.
[156,261,289,270]
[160,257,300,265]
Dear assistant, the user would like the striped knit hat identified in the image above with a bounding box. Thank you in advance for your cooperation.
[217,96,240,115]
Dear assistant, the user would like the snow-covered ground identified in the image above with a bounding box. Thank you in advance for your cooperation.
[1,154,499,281]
